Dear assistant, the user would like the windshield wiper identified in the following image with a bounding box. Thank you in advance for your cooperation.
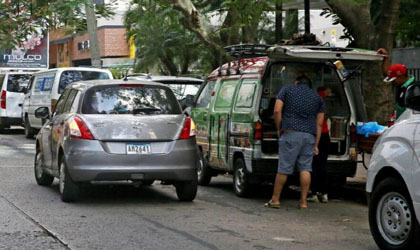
[133,107,161,115]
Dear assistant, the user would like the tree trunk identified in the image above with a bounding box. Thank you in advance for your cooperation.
[275,0,283,43]
[326,0,401,124]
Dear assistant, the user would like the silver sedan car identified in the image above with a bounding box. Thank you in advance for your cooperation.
[34,80,199,202]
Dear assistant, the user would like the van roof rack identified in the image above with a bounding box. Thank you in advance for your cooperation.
[224,44,271,58]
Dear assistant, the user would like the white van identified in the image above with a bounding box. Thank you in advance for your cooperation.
[22,67,113,138]
[0,72,32,132]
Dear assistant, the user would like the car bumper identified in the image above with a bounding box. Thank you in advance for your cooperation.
[0,117,22,126]
[64,138,199,182]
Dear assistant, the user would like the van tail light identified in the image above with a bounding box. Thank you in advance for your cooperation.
[68,116,94,140]
[179,117,196,140]
[350,124,357,144]
[51,98,58,113]
[1,90,6,109]
[254,121,262,140]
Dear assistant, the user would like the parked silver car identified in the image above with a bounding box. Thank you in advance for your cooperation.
[34,80,199,202]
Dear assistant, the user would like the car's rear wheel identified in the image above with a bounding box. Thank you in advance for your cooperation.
[233,158,251,197]
[59,156,80,202]
[369,178,420,250]
[24,117,35,139]
[197,151,212,186]
[175,179,197,201]
[34,149,54,186]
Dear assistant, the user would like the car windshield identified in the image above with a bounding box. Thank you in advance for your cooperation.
[82,85,181,115]
[166,83,201,100]
[6,74,31,93]
[59,70,110,94]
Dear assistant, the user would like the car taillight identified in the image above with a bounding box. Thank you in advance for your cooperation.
[179,117,196,140]
[254,121,262,140]
[51,98,58,113]
[68,116,94,140]
[1,90,6,109]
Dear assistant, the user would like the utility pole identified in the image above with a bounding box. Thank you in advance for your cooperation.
[275,0,283,43]
[85,0,101,68]
[304,0,310,34]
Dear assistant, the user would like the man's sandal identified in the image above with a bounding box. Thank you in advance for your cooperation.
[264,200,280,209]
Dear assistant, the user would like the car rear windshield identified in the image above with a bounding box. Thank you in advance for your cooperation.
[6,74,31,93]
[166,83,201,100]
[59,70,110,94]
[82,85,181,115]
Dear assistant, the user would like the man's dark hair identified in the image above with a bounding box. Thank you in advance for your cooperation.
[296,75,312,88]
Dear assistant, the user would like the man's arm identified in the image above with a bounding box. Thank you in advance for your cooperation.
[377,48,390,77]
[314,112,325,155]
[274,99,284,137]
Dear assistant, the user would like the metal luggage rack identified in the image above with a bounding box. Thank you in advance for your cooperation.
[219,44,272,76]
[224,44,272,58]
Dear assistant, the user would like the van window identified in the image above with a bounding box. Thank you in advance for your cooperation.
[6,74,31,93]
[215,80,238,108]
[33,75,55,93]
[235,80,257,108]
[196,81,216,108]
[59,71,110,94]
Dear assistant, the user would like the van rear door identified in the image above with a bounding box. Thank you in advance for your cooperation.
[3,74,31,119]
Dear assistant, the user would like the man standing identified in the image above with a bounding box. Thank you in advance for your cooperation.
[265,74,325,209]
[377,48,418,118]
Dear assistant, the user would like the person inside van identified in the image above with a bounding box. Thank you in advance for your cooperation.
[265,73,325,209]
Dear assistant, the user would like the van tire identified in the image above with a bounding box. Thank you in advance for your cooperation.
[34,149,54,186]
[175,179,197,201]
[233,158,251,197]
[197,151,212,186]
[24,118,35,139]
[369,178,420,250]
[59,156,80,202]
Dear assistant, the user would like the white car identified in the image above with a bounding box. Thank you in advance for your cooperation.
[367,84,420,250]
[0,72,32,132]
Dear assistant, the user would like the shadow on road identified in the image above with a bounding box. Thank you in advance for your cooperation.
[0,127,24,135]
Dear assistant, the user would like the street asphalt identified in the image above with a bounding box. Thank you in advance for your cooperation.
[0,127,378,250]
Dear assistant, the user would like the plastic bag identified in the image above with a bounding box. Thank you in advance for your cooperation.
[356,122,387,137]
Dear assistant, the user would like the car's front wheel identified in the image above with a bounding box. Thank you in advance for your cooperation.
[59,156,80,202]
[175,179,197,201]
[24,117,35,139]
[34,149,54,186]
[197,151,212,186]
[369,178,420,250]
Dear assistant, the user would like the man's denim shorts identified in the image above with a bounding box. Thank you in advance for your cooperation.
[277,131,315,175]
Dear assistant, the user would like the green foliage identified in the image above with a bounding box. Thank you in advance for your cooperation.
[125,0,215,75]
[395,0,420,47]
[0,0,114,49]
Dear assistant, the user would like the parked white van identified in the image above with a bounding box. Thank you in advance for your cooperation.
[0,72,32,132]
[22,67,113,138]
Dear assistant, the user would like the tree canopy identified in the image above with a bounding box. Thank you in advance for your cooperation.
[0,0,113,48]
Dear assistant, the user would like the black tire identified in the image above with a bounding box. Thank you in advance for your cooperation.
[175,179,197,201]
[369,178,420,250]
[34,149,54,186]
[24,117,35,139]
[197,151,212,186]
[233,158,251,197]
[142,180,154,186]
[59,156,80,202]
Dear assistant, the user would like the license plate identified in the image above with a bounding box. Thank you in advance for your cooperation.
[126,143,151,155]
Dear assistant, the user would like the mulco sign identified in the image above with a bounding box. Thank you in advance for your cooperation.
[0,33,48,69]
[3,54,43,61]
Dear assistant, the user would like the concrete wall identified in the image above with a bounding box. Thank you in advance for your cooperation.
[392,48,420,69]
